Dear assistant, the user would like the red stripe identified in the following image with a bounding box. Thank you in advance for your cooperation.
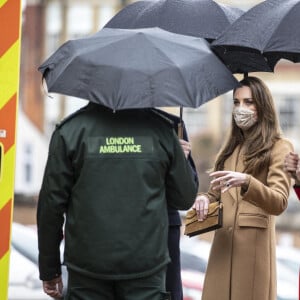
[0,0,21,57]
[0,94,17,154]
[0,200,12,259]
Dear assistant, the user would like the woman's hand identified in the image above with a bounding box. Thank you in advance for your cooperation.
[179,139,191,159]
[210,171,250,193]
[284,152,299,182]
[193,194,210,221]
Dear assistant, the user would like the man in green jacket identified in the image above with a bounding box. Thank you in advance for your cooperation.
[37,102,198,300]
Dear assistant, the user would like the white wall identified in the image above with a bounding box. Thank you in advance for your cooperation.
[14,110,49,196]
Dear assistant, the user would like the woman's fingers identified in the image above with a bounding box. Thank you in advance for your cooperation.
[194,196,209,221]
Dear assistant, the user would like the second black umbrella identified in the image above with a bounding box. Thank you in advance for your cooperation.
[105,0,244,42]
[212,0,300,74]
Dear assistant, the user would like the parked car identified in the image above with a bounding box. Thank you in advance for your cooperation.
[10,222,66,299]
[11,223,298,300]
[180,235,211,262]
[181,269,204,300]
[180,235,299,300]
[13,223,205,299]
[8,246,50,300]
[180,249,205,300]
[11,222,39,264]
[276,264,298,300]
[276,245,300,274]
[180,250,207,274]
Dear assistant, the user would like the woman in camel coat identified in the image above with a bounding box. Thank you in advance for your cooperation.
[194,76,293,300]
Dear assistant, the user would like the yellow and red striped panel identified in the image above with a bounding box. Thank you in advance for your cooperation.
[0,0,22,299]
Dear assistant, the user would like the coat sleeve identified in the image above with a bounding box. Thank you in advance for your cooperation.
[165,130,198,211]
[242,139,293,215]
[153,109,199,188]
[167,121,199,225]
[37,129,73,280]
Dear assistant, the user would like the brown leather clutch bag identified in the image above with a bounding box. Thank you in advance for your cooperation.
[184,201,223,237]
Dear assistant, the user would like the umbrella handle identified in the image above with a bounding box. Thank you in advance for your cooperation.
[178,122,183,139]
[177,106,184,139]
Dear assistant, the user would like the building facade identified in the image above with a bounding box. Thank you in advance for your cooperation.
[18,0,300,198]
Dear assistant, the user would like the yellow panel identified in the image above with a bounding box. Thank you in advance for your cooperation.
[0,41,21,108]
[0,0,7,9]
[0,2,22,298]
[0,250,11,300]
[0,146,16,209]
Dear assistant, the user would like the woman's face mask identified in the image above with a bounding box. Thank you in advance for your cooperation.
[233,106,258,130]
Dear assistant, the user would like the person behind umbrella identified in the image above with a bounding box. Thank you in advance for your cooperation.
[284,151,300,200]
[193,76,293,300]
[36,102,198,300]
[283,150,300,300]
[152,108,199,300]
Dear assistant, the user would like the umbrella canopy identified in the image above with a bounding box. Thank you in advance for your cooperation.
[39,27,239,111]
[212,0,300,74]
[104,0,244,42]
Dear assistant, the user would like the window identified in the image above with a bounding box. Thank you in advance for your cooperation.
[278,96,296,131]
[24,144,32,183]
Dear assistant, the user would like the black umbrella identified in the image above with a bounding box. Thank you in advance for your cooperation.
[104,0,244,42]
[39,27,239,112]
[212,0,300,74]
[104,0,243,134]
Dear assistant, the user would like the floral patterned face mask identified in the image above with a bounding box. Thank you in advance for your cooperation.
[233,107,258,130]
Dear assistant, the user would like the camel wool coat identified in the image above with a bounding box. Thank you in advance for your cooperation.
[201,138,293,300]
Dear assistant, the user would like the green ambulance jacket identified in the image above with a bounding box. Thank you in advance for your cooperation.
[37,103,198,281]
